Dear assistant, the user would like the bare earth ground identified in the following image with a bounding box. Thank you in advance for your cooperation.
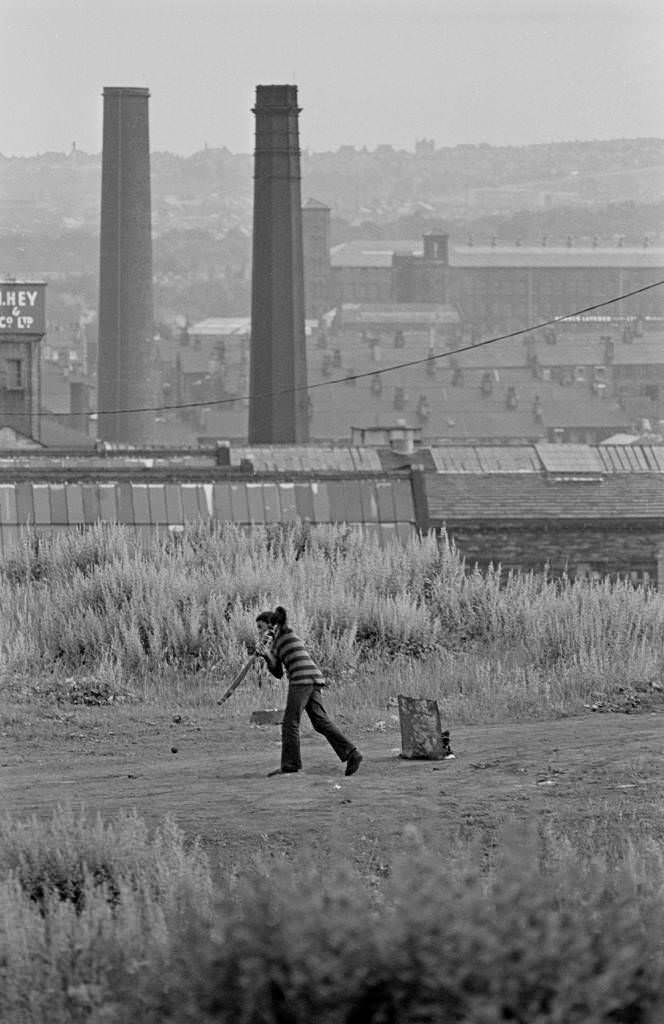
[3,701,664,869]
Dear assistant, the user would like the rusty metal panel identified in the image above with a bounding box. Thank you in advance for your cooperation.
[327,480,348,521]
[342,478,363,521]
[164,484,183,525]
[49,484,68,525]
[81,484,101,523]
[0,484,17,524]
[278,483,298,521]
[262,482,280,522]
[397,695,447,760]
[294,483,314,521]
[65,484,84,525]
[311,481,330,522]
[147,485,167,524]
[132,484,150,524]
[213,482,233,521]
[229,483,249,523]
[116,483,135,524]
[359,479,379,521]
[246,483,265,523]
[99,484,118,522]
[393,479,415,521]
[15,483,34,525]
[375,480,396,522]
[181,484,201,521]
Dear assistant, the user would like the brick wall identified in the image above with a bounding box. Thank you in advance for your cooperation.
[440,521,664,583]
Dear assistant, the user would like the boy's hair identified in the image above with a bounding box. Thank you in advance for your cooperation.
[256,605,288,629]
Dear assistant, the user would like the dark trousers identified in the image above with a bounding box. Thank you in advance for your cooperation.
[282,684,355,771]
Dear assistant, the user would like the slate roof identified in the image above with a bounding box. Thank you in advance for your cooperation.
[425,472,664,521]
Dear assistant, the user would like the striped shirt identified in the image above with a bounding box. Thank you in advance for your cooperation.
[265,626,325,686]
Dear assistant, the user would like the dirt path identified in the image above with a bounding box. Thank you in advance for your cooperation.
[3,707,663,864]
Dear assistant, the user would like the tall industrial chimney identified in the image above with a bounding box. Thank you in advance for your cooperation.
[97,87,155,444]
[249,85,309,443]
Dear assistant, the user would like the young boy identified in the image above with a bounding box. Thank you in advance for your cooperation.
[255,605,363,778]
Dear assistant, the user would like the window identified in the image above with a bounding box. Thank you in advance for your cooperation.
[5,358,24,390]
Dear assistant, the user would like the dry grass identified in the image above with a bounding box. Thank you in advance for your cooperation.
[1,522,662,723]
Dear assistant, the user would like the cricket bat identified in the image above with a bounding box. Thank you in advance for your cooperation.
[217,655,258,706]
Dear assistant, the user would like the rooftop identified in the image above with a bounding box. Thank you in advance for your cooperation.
[329,240,664,270]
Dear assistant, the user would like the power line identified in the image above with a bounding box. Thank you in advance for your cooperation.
[26,275,664,420]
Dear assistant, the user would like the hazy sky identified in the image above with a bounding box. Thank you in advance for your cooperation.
[2,0,663,156]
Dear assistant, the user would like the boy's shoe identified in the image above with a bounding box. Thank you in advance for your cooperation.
[267,767,299,777]
[345,749,363,777]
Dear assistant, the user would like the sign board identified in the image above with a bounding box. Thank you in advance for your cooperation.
[0,282,46,336]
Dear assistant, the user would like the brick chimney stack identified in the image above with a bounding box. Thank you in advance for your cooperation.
[97,87,156,444]
[249,85,309,443]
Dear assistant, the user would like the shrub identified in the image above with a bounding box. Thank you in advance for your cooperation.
[128,827,664,1024]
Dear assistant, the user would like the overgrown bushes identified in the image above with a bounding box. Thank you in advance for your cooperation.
[1,808,663,1023]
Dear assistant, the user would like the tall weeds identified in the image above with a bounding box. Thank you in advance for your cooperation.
[1,523,663,718]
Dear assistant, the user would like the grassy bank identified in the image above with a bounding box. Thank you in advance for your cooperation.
[1,522,663,722]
